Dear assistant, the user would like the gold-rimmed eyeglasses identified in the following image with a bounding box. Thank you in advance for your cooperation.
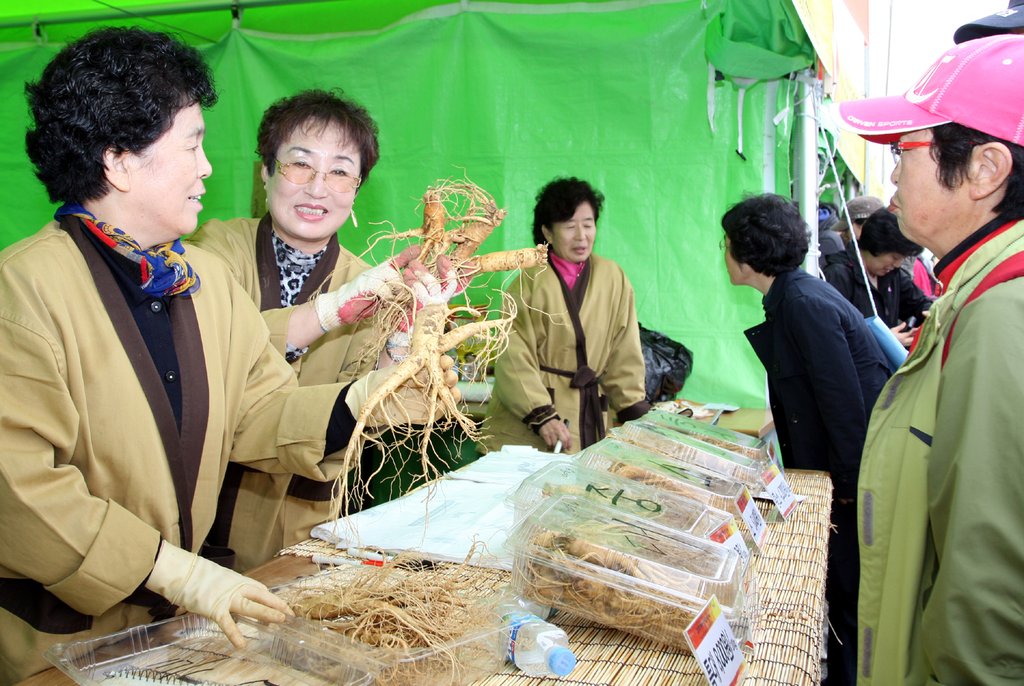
[275,160,361,193]
[889,140,933,164]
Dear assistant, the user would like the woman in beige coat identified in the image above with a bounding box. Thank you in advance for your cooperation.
[0,28,453,683]
[190,91,417,572]
[480,177,650,454]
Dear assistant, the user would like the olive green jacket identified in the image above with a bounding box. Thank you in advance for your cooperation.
[858,219,1024,685]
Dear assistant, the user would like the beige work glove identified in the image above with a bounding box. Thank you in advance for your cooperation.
[344,355,459,426]
[144,542,294,649]
[314,245,422,331]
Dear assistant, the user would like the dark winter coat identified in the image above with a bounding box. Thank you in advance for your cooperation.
[744,269,890,499]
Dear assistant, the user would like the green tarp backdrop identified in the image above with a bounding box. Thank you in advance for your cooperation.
[0,0,813,407]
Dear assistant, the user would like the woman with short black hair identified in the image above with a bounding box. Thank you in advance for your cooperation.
[723,192,890,686]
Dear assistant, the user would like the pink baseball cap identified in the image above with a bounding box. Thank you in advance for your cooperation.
[839,34,1024,144]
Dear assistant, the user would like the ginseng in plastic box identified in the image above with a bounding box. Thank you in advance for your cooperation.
[611,420,770,491]
[640,410,770,461]
[576,438,761,549]
[509,459,749,559]
[271,567,507,686]
[44,613,374,686]
[506,494,755,651]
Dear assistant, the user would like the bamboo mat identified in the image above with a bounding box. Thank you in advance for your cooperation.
[282,469,832,686]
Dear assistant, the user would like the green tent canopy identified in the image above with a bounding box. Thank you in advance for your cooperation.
[0,0,814,406]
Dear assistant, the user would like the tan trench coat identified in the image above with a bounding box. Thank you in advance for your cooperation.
[189,216,378,572]
[0,220,347,682]
[479,254,649,454]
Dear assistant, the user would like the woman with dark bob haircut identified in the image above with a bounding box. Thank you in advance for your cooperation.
[722,193,890,686]
[190,89,437,572]
[481,177,650,454]
[824,208,932,347]
[0,28,454,682]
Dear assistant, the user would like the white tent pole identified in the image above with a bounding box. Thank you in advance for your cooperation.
[793,68,820,275]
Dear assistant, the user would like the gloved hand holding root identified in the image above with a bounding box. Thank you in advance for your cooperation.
[327,180,549,521]
[145,541,293,649]
[345,354,460,425]
[314,244,426,331]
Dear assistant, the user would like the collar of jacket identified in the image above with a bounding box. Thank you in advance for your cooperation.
[761,268,804,315]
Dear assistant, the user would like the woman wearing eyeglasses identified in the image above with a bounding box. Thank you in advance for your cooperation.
[190,90,425,572]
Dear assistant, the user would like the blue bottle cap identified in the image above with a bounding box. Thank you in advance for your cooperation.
[547,646,577,676]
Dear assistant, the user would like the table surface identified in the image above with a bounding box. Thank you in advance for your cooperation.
[24,468,831,686]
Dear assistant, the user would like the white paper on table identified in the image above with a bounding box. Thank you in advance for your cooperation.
[443,445,557,485]
[310,446,559,569]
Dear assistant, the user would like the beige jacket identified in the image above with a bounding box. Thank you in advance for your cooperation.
[0,220,347,682]
[480,254,649,454]
[189,216,377,571]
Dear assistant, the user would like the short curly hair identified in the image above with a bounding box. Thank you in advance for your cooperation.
[858,208,923,257]
[532,177,604,245]
[257,89,381,187]
[721,193,808,276]
[25,27,217,204]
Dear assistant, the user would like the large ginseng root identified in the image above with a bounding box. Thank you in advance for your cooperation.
[330,179,547,522]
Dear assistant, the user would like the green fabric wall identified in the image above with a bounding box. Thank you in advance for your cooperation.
[0,0,809,407]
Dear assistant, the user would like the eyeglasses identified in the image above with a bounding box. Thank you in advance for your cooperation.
[275,160,361,193]
[889,140,933,164]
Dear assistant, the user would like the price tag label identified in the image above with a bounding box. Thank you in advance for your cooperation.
[736,487,765,549]
[709,518,750,566]
[685,596,748,686]
[761,463,798,519]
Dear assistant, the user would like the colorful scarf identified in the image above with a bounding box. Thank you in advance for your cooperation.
[56,203,200,297]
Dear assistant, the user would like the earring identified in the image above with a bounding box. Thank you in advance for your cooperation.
[350,208,358,228]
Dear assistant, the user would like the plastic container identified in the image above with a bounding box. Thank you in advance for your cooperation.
[506,494,754,651]
[44,613,373,686]
[611,421,769,491]
[509,459,748,558]
[576,438,759,547]
[498,603,577,677]
[640,410,769,461]
[272,568,506,686]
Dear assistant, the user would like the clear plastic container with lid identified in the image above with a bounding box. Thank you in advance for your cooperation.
[509,459,747,557]
[506,494,754,651]
[611,420,769,491]
[641,410,770,461]
[44,613,375,686]
[272,567,507,686]
[576,438,759,545]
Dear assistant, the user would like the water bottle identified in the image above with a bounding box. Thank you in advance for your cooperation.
[500,604,577,677]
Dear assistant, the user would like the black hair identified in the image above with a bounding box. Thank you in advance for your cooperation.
[257,89,380,186]
[25,27,216,204]
[931,122,1024,219]
[721,193,808,276]
[532,177,604,245]
[858,208,923,257]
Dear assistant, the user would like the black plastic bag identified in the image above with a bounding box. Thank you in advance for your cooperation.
[639,323,694,402]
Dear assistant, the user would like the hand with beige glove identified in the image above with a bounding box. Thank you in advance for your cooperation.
[145,541,294,649]
[345,354,460,425]
[314,245,426,331]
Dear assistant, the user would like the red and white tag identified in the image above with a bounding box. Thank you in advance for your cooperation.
[761,463,798,519]
[685,596,747,686]
[709,518,750,566]
[736,487,766,549]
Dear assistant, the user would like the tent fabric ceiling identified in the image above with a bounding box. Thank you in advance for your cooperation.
[3,0,668,45]
[0,0,814,406]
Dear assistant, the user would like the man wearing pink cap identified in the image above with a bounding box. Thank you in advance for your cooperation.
[839,35,1024,685]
